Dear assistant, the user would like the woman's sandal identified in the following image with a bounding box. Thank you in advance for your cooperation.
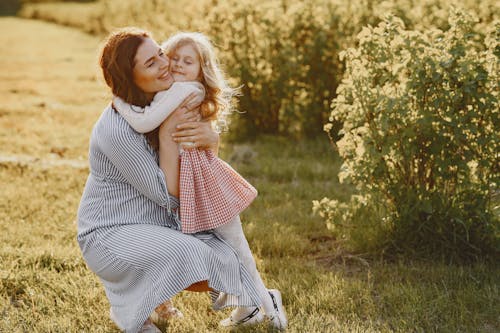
[150,300,184,324]
[110,307,164,333]
[139,319,162,333]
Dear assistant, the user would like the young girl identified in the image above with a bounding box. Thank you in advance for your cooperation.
[113,32,287,330]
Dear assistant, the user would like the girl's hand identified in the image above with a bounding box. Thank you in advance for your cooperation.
[172,121,219,152]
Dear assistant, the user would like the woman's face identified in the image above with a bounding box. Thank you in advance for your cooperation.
[133,37,174,94]
[170,43,201,82]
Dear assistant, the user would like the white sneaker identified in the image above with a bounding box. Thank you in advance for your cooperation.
[219,306,264,327]
[267,289,288,330]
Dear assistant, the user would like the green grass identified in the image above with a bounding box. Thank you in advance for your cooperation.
[0,17,499,333]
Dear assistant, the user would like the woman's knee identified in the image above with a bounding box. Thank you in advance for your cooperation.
[185,280,212,292]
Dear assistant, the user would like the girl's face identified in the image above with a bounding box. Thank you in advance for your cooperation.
[170,43,202,82]
[133,37,174,95]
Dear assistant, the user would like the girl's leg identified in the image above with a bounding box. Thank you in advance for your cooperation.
[215,216,286,328]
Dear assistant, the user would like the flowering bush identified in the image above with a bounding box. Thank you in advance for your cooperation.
[316,11,499,261]
[20,0,499,139]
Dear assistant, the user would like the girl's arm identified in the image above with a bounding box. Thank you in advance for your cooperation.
[113,81,205,133]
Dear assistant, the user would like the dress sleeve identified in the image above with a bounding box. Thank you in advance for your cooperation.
[97,112,178,210]
[112,82,205,133]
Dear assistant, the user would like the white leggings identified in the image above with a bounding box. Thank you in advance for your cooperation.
[214,215,274,315]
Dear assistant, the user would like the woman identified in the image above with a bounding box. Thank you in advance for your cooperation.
[77,28,261,333]
[112,31,287,329]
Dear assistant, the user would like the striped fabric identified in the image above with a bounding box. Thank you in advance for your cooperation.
[179,149,257,234]
[77,105,261,333]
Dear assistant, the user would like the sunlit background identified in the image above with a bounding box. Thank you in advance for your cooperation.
[0,0,498,332]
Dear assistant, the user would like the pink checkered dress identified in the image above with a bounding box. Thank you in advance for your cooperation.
[179,149,258,234]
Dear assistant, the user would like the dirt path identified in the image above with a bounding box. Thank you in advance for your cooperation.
[0,17,104,162]
[0,153,88,169]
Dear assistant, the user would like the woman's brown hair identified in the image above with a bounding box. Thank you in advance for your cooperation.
[99,27,160,148]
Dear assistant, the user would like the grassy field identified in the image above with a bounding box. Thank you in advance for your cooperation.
[0,17,499,332]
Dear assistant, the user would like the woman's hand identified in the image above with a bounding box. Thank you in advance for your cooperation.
[172,120,219,153]
[158,105,199,141]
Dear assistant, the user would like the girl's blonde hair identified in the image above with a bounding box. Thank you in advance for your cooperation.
[162,32,237,129]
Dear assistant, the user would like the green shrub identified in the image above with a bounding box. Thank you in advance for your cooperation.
[315,10,499,262]
[204,0,342,139]
[0,0,21,15]
[18,0,500,140]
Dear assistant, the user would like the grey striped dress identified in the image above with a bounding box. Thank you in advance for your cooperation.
[77,105,261,333]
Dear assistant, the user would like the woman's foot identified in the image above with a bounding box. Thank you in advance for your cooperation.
[219,306,264,327]
[111,307,164,332]
[150,299,184,324]
[139,319,162,333]
[267,289,288,330]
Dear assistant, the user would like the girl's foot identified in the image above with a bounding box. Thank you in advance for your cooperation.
[219,306,264,327]
[267,289,288,330]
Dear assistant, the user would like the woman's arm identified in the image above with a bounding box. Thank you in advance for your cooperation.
[113,82,205,133]
[98,112,174,209]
